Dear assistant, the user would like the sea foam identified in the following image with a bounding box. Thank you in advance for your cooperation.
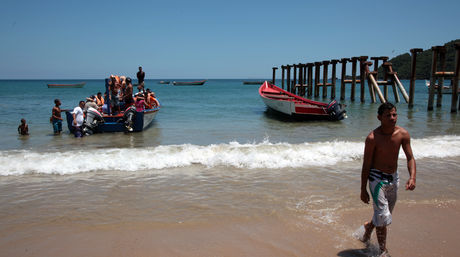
[1,135,460,175]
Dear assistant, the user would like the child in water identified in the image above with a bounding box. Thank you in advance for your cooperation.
[18,118,29,135]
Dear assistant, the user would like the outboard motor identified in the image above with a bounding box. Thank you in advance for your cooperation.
[326,100,347,121]
[121,105,137,132]
[83,107,104,135]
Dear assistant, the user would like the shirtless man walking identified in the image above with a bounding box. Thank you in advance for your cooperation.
[360,102,416,256]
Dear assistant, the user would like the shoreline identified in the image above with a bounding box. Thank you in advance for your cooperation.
[0,200,457,257]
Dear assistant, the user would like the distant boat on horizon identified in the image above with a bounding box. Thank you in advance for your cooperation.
[47,82,85,88]
[172,80,207,86]
[158,81,170,84]
[243,80,271,85]
[425,80,459,94]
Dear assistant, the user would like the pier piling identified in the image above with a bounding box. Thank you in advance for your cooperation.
[331,60,339,99]
[307,63,314,97]
[272,67,278,86]
[340,58,349,100]
[409,48,423,108]
[322,61,330,98]
[314,62,321,97]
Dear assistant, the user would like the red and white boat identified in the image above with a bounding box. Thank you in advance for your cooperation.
[259,81,346,120]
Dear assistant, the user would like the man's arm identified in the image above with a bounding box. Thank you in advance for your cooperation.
[361,133,375,204]
[72,111,77,126]
[402,130,416,190]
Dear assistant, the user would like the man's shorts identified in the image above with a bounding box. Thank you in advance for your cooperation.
[368,169,399,227]
[52,119,62,133]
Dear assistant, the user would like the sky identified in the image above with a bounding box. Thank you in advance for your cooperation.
[1,0,459,79]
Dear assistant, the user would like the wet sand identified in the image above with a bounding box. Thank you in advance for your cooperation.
[0,201,457,257]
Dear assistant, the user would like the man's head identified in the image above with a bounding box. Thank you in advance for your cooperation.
[97,92,102,98]
[54,99,61,105]
[377,102,397,127]
[79,101,85,108]
[139,66,143,71]
[378,102,396,116]
[21,118,26,124]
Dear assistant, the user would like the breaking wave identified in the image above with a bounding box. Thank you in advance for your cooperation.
[1,136,460,175]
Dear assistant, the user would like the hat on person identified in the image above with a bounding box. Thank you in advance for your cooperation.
[126,77,132,83]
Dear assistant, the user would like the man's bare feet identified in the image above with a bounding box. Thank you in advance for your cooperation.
[360,221,374,243]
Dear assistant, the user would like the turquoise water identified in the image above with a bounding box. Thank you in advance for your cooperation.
[1,79,459,152]
[0,79,459,255]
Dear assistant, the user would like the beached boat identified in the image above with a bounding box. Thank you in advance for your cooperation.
[425,80,459,94]
[65,79,160,134]
[158,81,170,84]
[47,82,85,88]
[172,80,206,86]
[259,81,346,120]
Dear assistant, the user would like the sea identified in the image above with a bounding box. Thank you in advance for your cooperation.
[0,79,459,256]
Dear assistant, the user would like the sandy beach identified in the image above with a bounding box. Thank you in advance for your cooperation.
[0,200,457,257]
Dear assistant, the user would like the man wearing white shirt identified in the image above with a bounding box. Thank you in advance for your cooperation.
[72,101,85,137]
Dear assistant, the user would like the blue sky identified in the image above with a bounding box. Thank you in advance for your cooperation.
[1,0,459,79]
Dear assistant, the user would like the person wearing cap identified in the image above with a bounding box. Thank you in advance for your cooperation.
[84,95,98,112]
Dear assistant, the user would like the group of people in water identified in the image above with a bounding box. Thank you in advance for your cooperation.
[18,67,159,137]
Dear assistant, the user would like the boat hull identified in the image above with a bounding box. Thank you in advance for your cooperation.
[65,107,159,133]
[172,80,206,85]
[47,82,85,88]
[259,81,346,120]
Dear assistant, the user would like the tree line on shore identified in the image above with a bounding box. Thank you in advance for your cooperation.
[377,39,460,80]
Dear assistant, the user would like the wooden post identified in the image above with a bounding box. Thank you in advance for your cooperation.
[331,59,338,99]
[428,47,440,110]
[350,57,359,101]
[437,47,447,107]
[364,61,377,103]
[359,56,368,103]
[307,63,314,97]
[365,64,385,103]
[302,64,307,96]
[340,58,349,100]
[286,65,291,93]
[391,74,401,103]
[298,63,304,95]
[272,67,278,85]
[409,49,423,108]
[293,64,297,94]
[281,66,286,89]
[453,43,460,112]
[371,57,380,80]
[314,62,321,97]
[322,61,330,98]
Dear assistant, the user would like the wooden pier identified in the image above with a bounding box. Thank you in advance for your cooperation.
[270,42,460,112]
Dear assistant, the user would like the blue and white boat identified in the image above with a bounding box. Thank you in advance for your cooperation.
[65,78,160,134]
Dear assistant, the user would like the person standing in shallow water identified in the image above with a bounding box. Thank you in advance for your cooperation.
[359,102,417,256]
[18,118,29,135]
[51,99,64,135]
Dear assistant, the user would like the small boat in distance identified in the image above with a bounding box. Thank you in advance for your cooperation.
[172,80,206,86]
[158,81,170,84]
[425,80,459,94]
[243,80,270,85]
[259,81,346,121]
[47,82,85,88]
